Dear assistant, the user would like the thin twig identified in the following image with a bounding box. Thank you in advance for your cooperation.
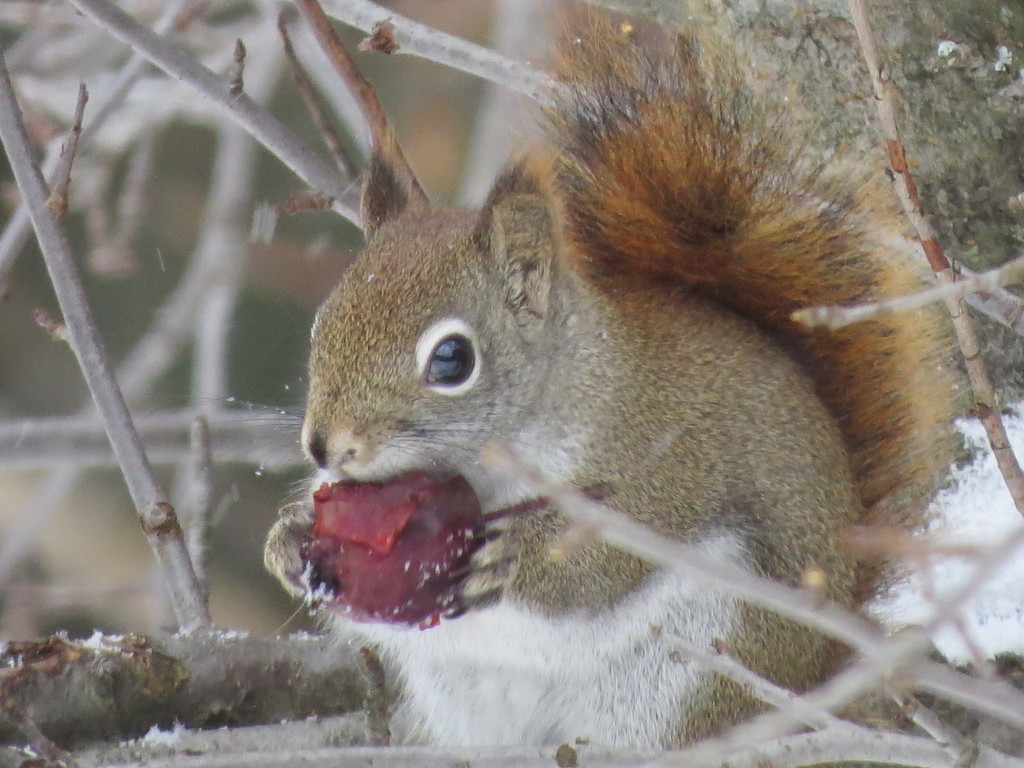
[482,444,1024,748]
[44,729,1024,768]
[914,656,1024,730]
[278,9,360,179]
[84,158,140,276]
[846,0,1024,516]
[481,445,885,653]
[0,52,210,631]
[184,415,214,603]
[0,0,193,289]
[320,0,554,104]
[661,631,843,732]
[67,0,360,223]
[293,0,425,204]
[0,407,304,470]
[0,62,280,586]
[959,262,1024,338]
[889,687,979,767]
[357,646,391,745]
[228,38,246,97]
[794,252,1024,330]
[45,81,87,217]
[32,306,68,341]
[678,729,1022,768]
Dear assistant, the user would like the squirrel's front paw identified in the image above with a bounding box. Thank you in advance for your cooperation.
[457,521,517,612]
[263,501,316,599]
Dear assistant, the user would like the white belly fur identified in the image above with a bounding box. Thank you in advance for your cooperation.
[341,534,744,747]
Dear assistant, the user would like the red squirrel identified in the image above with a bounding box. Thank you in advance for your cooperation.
[265,13,955,747]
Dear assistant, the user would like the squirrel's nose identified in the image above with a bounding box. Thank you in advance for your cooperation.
[304,421,368,471]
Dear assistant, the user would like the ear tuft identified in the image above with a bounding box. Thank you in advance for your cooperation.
[360,153,427,236]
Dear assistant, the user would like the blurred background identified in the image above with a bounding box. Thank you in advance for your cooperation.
[2,0,1024,643]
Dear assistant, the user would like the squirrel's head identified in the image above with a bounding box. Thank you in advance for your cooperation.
[304,157,571,489]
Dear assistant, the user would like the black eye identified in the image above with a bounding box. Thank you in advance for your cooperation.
[425,334,475,387]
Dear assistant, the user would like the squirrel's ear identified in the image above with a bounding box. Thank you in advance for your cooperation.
[360,152,428,237]
[476,163,558,321]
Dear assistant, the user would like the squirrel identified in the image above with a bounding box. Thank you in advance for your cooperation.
[264,13,955,748]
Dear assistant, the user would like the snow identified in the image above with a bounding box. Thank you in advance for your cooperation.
[141,722,185,746]
[79,630,125,653]
[876,412,1024,661]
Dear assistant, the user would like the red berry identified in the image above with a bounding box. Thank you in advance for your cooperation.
[305,472,483,627]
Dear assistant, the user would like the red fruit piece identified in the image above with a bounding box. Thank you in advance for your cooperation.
[312,478,421,554]
[305,472,483,628]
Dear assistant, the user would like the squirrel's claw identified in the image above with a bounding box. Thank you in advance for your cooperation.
[456,522,516,611]
[263,501,315,600]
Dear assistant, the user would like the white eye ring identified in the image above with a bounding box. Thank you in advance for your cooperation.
[415,318,481,396]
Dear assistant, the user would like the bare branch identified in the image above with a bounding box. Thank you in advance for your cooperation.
[0,52,210,631]
[457,0,545,206]
[661,631,842,732]
[278,9,361,179]
[915,657,1024,733]
[677,730,1022,768]
[846,0,1024,516]
[482,444,1024,745]
[293,0,426,205]
[481,445,883,652]
[0,58,286,590]
[89,127,156,275]
[0,409,302,470]
[889,687,980,767]
[0,633,367,748]
[180,416,215,602]
[74,715,373,767]
[45,81,87,217]
[228,38,246,97]
[0,0,193,289]
[51,727,1024,768]
[66,0,360,223]
[320,0,554,103]
[960,262,1024,337]
[794,253,1024,330]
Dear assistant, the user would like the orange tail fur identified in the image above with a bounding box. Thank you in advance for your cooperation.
[547,19,956,533]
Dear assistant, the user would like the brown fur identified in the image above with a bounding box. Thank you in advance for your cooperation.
[546,19,955,599]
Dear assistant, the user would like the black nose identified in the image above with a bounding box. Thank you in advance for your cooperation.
[307,429,328,469]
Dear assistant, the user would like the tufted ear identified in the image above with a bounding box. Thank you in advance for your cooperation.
[360,150,429,237]
[476,163,559,322]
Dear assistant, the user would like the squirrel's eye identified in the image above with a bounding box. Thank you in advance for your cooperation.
[426,335,475,387]
[416,318,481,395]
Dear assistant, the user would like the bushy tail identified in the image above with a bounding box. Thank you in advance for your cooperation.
[547,18,955,527]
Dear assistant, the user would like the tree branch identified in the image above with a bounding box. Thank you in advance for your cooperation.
[0,0,193,289]
[0,409,302,470]
[0,633,367,748]
[845,0,1024,516]
[794,253,1024,331]
[66,0,360,224]
[0,52,210,631]
[320,0,554,104]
